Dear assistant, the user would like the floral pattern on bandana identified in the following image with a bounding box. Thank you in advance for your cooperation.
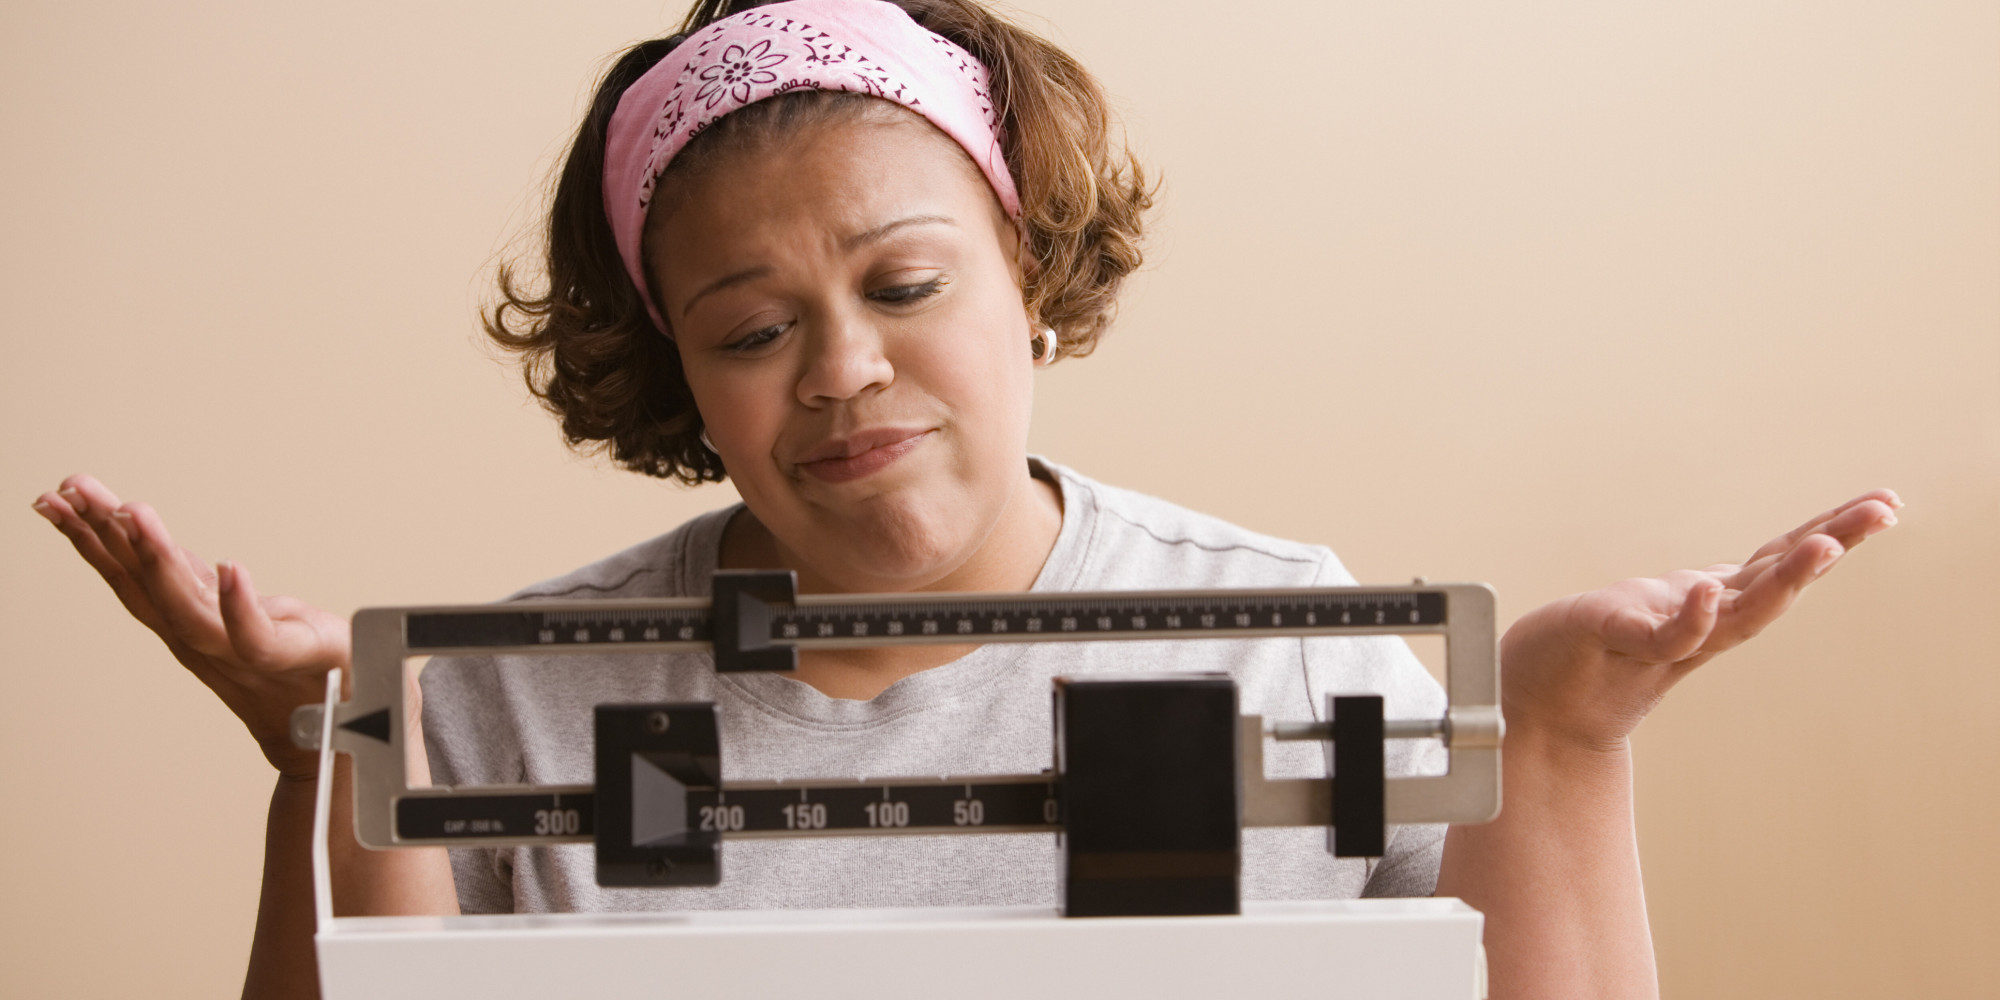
[694,39,788,108]
[635,11,999,214]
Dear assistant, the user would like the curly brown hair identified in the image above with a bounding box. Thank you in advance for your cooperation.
[485,0,1154,484]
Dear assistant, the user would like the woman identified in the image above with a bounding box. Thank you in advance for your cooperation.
[30,0,1899,997]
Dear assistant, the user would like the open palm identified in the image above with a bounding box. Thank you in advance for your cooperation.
[1500,489,1901,750]
[33,475,349,778]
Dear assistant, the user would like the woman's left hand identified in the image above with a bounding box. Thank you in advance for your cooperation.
[1500,489,1902,752]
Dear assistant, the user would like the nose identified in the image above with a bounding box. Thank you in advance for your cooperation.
[795,309,894,406]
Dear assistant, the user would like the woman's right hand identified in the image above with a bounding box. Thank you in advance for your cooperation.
[32,474,349,780]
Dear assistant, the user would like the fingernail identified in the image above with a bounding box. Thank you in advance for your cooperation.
[1880,512,1898,529]
[58,487,85,513]
[1815,547,1842,577]
[217,560,235,595]
[31,499,57,523]
[112,509,135,524]
[1703,586,1721,612]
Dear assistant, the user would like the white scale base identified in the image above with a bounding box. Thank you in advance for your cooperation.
[318,899,1486,1000]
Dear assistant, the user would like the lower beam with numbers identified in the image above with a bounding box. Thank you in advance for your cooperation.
[391,778,1058,846]
[396,789,597,843]
[692,778,1060,837]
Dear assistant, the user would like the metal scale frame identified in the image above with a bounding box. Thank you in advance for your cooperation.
[298,571,1503,917]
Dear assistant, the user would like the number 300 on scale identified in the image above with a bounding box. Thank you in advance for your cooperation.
[533,808,582,836]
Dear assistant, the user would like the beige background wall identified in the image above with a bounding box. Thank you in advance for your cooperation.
[4,1,1995,996]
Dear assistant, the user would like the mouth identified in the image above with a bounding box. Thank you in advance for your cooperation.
[796,427,933,484]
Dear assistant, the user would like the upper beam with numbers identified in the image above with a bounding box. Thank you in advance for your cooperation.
[399,586,1449,655]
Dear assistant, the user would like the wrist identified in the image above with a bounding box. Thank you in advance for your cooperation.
[268,749,324,784]
[1501,711,1634,781]
[271,742,347,787]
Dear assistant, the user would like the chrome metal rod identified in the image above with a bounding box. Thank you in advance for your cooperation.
[1267,718,1447,742]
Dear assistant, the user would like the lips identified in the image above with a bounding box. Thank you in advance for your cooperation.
[796,427,932,484]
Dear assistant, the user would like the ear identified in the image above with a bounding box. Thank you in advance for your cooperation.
[1014,220,1037,282]
[1007,219,1043,330]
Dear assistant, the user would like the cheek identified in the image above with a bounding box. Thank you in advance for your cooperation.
[682,363,790,458]
[914,287,1034,433]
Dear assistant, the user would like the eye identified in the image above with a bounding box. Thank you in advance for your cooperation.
[721,323,788,355]
[869,278,946,305]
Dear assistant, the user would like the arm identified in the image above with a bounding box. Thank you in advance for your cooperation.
[33,476,459,1000]
[1436,490,1901,1000]
[1434,720,1652,997]
[246,761,459,999]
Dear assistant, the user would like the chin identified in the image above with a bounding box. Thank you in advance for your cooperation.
[810,492,977,590]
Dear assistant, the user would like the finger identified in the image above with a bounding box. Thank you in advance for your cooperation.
[221,563,348,672]
[36,490,128,582]
[217,560,284,669]
[1714,534,1843,650]
[1661,579,1726,676]
[59,475,145,575]
[262,595,313,618]
[57,473,126,514]
[1729,498,1896,592]
[1744,489,1901,566]
[122,502,229,656]
[33,492,169,632]
[1604,577,1722,664]
[261,594,332,626]
[178,544,219,591]
[1813,498,1899,550]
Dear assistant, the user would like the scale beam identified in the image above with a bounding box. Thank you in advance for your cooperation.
[396,581,1453,665]
[303,574,1502,915]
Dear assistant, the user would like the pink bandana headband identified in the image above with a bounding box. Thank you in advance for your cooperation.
[603,0,1022,336]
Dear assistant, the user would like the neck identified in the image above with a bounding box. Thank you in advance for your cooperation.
[717,462,1063,699]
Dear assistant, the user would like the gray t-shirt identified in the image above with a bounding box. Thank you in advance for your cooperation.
[423,459,1447,914]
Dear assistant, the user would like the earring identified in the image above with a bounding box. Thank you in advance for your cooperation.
[699,429,717,454]
[1031,325,1059,366]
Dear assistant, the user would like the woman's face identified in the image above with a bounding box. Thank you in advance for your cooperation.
[647,108,1052,593]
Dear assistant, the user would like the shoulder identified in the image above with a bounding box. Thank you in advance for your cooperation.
[502,504,738,601]
[1042,459,1358,591]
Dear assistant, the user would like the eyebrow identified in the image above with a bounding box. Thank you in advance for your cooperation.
[842,213,956,251]
[679,265,773,321]
[677,214,958,321]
